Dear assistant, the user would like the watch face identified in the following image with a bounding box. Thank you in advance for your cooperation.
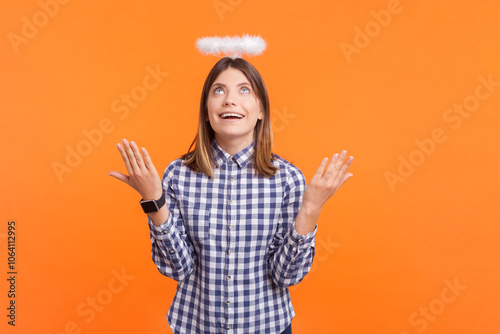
[140,200,158,213]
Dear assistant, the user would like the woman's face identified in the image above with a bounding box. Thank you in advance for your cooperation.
[206,67,263,150]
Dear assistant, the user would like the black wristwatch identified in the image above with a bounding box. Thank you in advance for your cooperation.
[139,193,166,213]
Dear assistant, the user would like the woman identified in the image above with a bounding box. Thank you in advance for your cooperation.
[109,57,354,333]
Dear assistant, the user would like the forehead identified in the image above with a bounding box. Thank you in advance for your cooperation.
[212,67,250,85]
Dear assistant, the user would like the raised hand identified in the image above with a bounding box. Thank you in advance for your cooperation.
[302,150,354,213]
[294,150,354,235]
[108,139,162,200]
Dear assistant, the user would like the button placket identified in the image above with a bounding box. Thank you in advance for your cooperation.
[224,156,236,325]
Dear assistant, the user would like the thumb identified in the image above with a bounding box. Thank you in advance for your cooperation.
[108,171,130,185]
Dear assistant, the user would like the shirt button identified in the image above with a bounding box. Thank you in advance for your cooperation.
[228,200,232,204]
[298,239,304,244]
[230,177,234,181]
[226,300,231,306]
[162,229,169,235]
[227,275,231,280]
[228,224,232,229]
[291,258,296,263]
[226,325,231,330]
[226,250,231,255]
[169,249,175,254]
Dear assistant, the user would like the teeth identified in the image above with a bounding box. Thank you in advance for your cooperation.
[221,113,244,119]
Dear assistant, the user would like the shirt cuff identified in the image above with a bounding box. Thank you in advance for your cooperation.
[288,224,317,261]
[284,224,317,272]
[291,224,318,245]
[148,213,174,241]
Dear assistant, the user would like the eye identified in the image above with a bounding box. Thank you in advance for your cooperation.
[214,87,224,94]
[240,87,250,93]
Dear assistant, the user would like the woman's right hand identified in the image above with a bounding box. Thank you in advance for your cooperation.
[108,139,163,200]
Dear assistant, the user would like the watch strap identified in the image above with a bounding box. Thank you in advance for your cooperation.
[139,193,166,213]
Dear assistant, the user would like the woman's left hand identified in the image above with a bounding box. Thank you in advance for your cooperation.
[302,150,354,213]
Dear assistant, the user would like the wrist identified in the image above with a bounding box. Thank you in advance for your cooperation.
[140,192,165,213]
[142,188,163,201]
[300,200,322,217]
[148,205,169,227]
[295,203,321,236]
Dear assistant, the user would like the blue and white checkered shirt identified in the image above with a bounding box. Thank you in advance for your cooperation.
[148,140,317,334]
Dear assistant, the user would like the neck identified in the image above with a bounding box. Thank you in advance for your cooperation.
[215,135,253,156]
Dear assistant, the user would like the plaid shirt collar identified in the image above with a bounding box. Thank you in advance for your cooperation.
[211,139,255,169]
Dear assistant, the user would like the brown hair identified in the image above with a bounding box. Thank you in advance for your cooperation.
[182,57,278,178]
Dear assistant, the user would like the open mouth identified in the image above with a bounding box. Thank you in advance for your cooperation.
[220,112,244,120]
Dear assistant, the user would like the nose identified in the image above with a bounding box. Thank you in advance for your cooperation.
[223,91,237,106]
[223,99,236,106]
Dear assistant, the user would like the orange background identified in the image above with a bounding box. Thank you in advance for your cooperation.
[1,0,499,333]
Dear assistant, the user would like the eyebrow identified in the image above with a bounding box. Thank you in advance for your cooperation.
[211,82,250,88]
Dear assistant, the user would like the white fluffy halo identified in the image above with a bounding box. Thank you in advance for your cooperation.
[196,34,267,58]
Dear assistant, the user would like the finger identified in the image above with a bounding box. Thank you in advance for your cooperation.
[130,141,146,170]
[337,172,354,188]
[122,139,140,173]
[333,154,353,183]
[108,171,130,185]
[334,150,347,170]
[313,157,329,179]
[116,142,134,174]
[324,153,340,180]
[141,147,156,173]
[340,156,354,174]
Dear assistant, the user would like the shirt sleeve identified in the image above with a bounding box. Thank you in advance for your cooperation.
[148,162,194,282]
[267,164,317,289]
